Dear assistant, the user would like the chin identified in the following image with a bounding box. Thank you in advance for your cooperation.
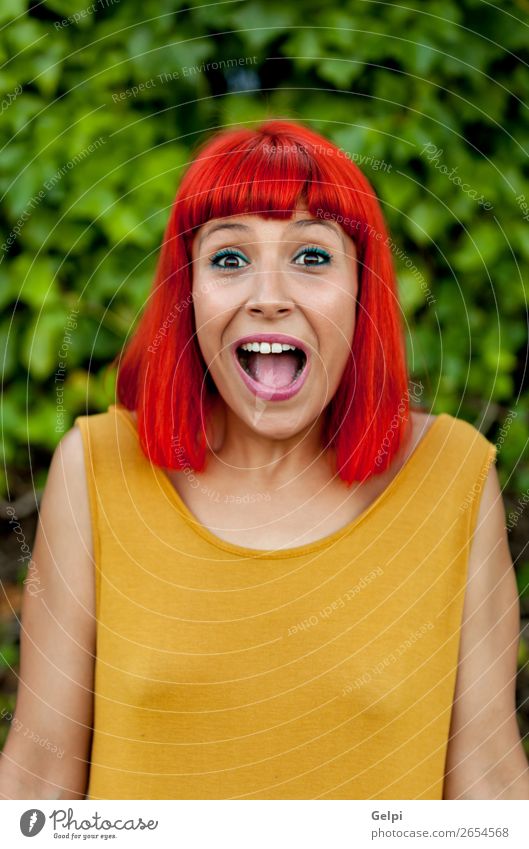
[236,399,320,440]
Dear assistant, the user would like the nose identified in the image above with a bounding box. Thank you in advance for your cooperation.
[244,269,295,320]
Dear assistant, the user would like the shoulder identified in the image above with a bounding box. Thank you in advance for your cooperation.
[73,404,135,461]
[48,425,88,501]
[54,422,85,466]
[405,410,502,541]
[394,409,437,468]
[438,411,498,456]
[409,409,437,442]
[43,425,93,559]
[386,409,496,483]
[73,403,121,435]
[468,445,503,553]
[38,421,94,575]
[413,409,497,473]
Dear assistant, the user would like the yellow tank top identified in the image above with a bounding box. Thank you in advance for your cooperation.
[74,404,497,800]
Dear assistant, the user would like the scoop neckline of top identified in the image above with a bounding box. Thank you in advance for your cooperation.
[110,405,449,559]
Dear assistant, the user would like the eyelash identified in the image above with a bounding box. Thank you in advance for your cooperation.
[208,245,333,271]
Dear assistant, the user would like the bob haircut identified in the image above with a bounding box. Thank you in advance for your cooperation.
[116,119,412,484]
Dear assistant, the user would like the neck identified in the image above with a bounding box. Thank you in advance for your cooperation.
[206,400,335,489]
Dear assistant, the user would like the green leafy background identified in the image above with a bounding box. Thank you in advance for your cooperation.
[1,0,529,751]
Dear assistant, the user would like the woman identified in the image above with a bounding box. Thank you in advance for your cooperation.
[1,120,527,800]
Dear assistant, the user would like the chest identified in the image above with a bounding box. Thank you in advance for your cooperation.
[163,467,393,549]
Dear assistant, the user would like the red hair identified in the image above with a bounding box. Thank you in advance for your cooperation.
[116,119,412,484]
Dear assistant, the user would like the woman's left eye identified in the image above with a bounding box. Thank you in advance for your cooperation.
[293,247,332,267]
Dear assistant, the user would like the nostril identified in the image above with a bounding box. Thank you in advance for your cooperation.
[245,303,294,316]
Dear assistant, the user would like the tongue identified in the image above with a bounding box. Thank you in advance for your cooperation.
[247,352,299,388]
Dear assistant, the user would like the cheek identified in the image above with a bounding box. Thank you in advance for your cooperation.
[309,285,357,340]
[191,291,217,364]
[192,291,237,366]
[310,290,357,381]
[331,276,358,338]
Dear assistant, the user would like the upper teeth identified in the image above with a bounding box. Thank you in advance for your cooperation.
[239,342,298,354]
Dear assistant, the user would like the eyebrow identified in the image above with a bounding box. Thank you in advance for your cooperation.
[197,217,345,249]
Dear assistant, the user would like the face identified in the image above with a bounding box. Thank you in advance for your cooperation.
[191,207,359,440]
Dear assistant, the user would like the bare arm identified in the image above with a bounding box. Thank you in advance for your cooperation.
[0,425,95,799]
[443,460,529,799]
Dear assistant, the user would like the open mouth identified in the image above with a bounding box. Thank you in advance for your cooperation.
[236,341,308,389]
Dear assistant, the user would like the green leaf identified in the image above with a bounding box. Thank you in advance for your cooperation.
[0,0,25,23]
[11,255,61,309]
[21,309,69,380]
[0,317,19,381]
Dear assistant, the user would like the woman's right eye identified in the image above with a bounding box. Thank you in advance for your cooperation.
[209,248,249,270]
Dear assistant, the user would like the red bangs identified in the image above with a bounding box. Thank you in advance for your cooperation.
[116,119,411,484]
[178,122,380,263]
